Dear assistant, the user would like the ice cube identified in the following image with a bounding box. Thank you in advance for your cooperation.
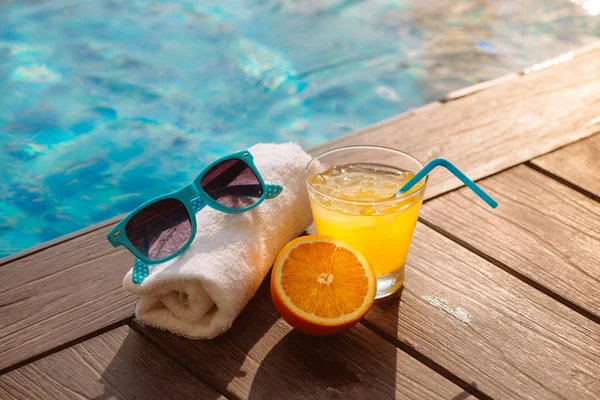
[360,207,376,216]
[329,165,343,176]
[335,176,359,187]
[313,175,327,185]
[362,179,376,188]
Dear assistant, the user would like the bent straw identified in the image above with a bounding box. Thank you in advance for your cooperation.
[398,158,498,208]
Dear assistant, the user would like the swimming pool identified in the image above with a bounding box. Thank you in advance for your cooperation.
[1,0,599,257]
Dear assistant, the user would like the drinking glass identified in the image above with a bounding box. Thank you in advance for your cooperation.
[305,146,428,299]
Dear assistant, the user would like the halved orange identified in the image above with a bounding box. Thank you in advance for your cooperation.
[270,235,376,336]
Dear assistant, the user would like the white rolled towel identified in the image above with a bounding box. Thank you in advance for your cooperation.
[123,142,313,338]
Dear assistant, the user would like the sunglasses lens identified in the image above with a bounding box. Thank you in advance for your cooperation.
[125,198,192,261]
[201,158,263,209]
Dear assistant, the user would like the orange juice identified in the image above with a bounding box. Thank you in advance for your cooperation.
[307,163,425,297]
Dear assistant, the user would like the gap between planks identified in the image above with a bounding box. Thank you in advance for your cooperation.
[127,321,241,400]
[0,317,132,376]
[1,45,599,394]
[1,124,596,392]
[357,133,600,396]
[1,132,596,389]
[0,325,230,400]
[420,131,600,207]
[0,316,234,400]
[2,42,597,266]
[417,215,600,327]
[359,319,492,400]
[0,214,124,267]
[526,161,600,204]
[416,147,600,326]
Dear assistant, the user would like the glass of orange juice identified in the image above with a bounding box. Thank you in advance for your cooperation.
[305,145,427,299]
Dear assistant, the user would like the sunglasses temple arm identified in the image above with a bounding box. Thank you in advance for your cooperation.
[265,184,283,199]
[132,238,151,284]
[107,231,119,247]
[132,258,150,284]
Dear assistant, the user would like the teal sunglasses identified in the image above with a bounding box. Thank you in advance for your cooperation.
[107,149,283,281]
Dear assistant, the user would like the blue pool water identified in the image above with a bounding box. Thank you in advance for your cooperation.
[1,0,599,257]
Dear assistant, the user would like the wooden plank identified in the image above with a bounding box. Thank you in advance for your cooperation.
[363,223,600,400]
[531,134,600,198]
[0,326,225,400]
[0,214,123,266]
[523,41,600,76]
[0,224,136,371]
[6,44,600,269]
[2,44,598,373]
[131,282,471,400]
[312,46,600,199]
[420,165,600,317]
[442,73,519,102]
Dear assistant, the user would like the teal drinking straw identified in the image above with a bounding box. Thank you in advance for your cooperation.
[398,158,498,208]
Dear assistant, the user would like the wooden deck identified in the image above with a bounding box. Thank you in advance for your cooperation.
[1,43,600,400]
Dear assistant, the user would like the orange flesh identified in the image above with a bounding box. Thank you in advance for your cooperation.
[280,242,370,319]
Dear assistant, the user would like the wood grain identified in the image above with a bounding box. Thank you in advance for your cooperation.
[420,165,600,317]
[0,326,225,400]
[0,224,136,371]
[2,44,599,383]
[311,46,600,199]
[0,214,123,265]
[531,134,600,198]
[131,282,470,400]
[363,223,600,400]
[442,73,519,101]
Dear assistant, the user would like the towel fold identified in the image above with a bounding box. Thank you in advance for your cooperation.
[123,142,313,338]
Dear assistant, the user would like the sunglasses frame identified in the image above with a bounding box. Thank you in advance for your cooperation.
[107,149,282,265]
